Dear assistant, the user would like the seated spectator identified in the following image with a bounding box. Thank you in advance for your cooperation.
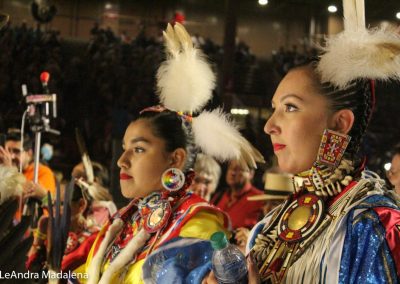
[212,160,264,230]
[0,129,56,220]
[189,153,221,202]
[0,129,56,198]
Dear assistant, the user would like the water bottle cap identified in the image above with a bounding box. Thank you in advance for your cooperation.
[210,231,228,250]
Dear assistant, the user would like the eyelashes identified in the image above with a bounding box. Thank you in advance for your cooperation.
[284,103,298,112]
[134,147,145,153]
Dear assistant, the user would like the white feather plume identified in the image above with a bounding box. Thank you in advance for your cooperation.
[192,109,264,169]
[157,23,215,113]
[98,228,150,284]
[82,153,94,184]
[317,0,400,88]
[343,0,365,32]
[0,166,25,205]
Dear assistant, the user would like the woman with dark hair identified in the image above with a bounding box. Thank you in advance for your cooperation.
[77,23,263,284]
[245,3,400,283]
[203,1,400,283]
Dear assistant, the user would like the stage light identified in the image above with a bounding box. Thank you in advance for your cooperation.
[328,5,337,13]
[258,0,268,6]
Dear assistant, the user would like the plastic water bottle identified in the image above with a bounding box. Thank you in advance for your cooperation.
[210,231,248,284]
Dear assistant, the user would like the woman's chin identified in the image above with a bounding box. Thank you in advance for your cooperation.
[121,188,139,199]
[279,164,302,175]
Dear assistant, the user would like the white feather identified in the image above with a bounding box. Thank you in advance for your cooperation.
[157,23,215,113]
[192,109,264,169]
[163,23,179,57]
[87,219,124,284]
[0,166,25,205]
[98,229,150,284]
[343,0,365,32]
[82,153,94,184]
[317,26,400,88]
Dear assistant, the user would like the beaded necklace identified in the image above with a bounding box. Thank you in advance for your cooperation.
[252,159,367,283]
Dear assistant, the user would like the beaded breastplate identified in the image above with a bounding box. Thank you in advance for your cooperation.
[252,159,361,283]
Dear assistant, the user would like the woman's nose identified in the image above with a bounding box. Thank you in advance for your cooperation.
[264,112,279,135]
[117,151,130,169]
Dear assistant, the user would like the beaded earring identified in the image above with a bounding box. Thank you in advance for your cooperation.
[316,129,351,169]
[161,168,186,192]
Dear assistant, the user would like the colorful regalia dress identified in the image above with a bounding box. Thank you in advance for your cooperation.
[247,159,400,284]
[74,185,230,284]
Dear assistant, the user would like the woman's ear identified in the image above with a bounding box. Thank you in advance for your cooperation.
[79,198,88,214]
[169,148,187,169]
[330,109,355,135]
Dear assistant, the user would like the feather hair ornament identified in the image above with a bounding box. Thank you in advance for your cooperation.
[157,22,215,113]
[317,0,400,88]
[192,109,265,169]
[153,23,265,169]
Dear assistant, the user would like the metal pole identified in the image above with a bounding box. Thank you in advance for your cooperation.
[33,132,41,183]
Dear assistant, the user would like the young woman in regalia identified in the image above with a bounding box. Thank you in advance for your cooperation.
[243,1,400,283]
[75,23,263,284]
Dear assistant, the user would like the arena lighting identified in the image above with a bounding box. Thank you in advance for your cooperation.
[258,0,268,6]
[105,3,112,10]
[396,12,400,20]
[384,162,392,171]
[230,108,250,115]
[328,5,338,13]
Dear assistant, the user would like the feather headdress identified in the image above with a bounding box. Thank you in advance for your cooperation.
[317,0,400,88]
[155,23,264,169]
[157,23,215,113]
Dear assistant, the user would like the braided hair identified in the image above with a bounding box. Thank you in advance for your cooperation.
[300,62,374,163]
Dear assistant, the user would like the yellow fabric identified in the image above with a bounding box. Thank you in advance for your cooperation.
[73,263,87,281]
[179,210,230,240]
[80,208,228,283]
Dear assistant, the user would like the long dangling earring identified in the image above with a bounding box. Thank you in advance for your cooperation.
[316,129,351,168]
[161,168,186,192]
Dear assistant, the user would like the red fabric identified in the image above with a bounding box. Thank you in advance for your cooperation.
[61,232,99,271]
[26,252,41,270]
[214,183,264,229]
[373,206,400,278]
